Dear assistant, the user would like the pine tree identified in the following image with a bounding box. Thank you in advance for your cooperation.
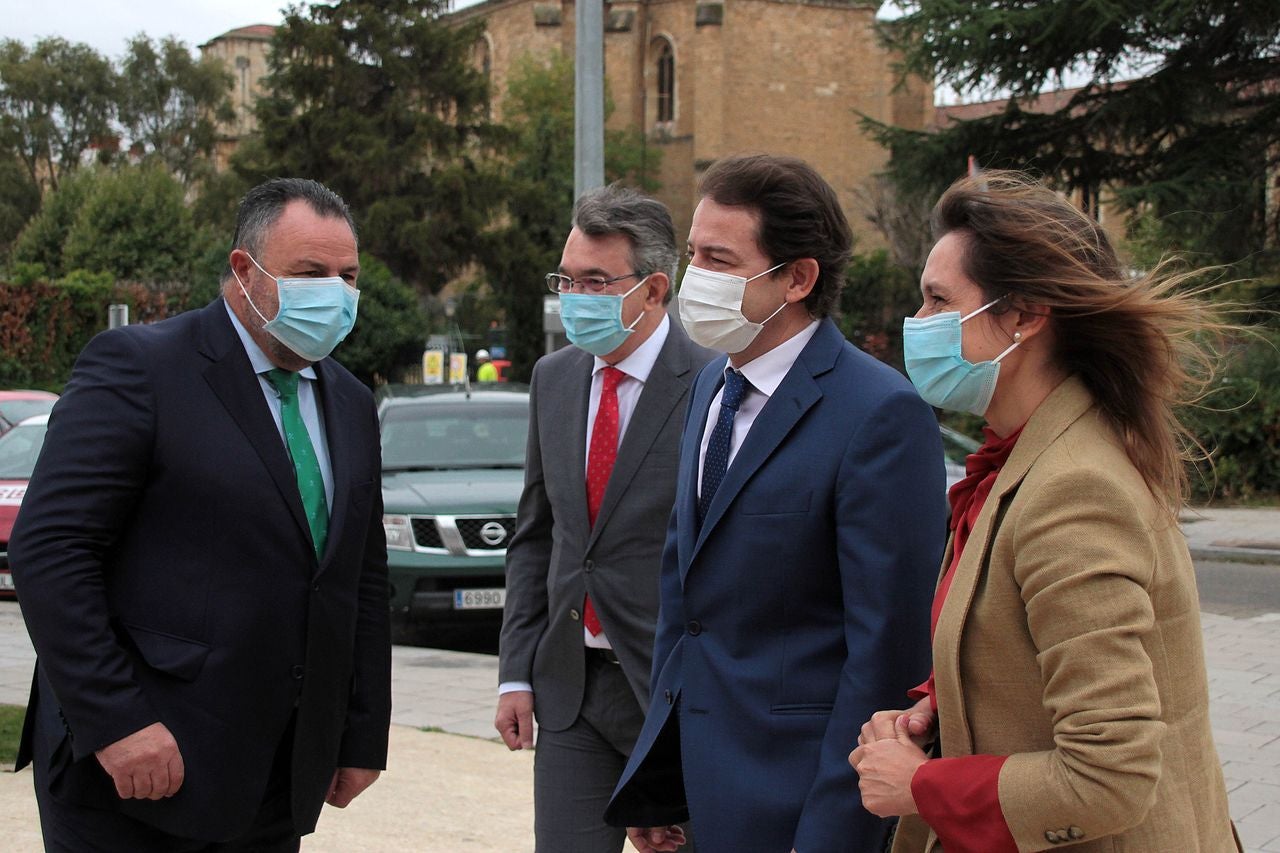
[869,0,1280,273]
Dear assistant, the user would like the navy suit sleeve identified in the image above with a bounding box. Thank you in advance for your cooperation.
[793,387,947,850]
[337,398,392,769]
[9,329,162,759]
[498,359,553,685]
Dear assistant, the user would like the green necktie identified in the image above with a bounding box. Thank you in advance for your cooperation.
[265,368,329,561]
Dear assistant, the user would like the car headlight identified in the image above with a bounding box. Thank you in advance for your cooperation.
[383,514,414,550]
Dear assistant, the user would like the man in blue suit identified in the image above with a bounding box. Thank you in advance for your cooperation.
[605,154,946,852]
[11,178,390,851]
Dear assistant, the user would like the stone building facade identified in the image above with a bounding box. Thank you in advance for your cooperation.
[452,0,933,245]
[199,24,275,171]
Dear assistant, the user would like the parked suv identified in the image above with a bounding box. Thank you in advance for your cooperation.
[379,386,529,638]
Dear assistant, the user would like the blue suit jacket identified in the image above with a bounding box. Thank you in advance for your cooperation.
[11,300,391,841]
[606,319,946,852]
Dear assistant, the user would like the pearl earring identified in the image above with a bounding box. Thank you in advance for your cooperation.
[1013,331,1023,342]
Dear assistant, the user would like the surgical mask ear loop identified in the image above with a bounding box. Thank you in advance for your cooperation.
[750,262,790,326]
[993,330,1022,363]
[620,275,651,332]
[231,255,274,325]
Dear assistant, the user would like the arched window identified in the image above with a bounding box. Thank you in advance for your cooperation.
[656,41,675,123]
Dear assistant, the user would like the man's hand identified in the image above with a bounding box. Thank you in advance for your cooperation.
[856,695,935,750]
[326,767,381,808]
[94,722,184,800]
[849,715,927,818]
[495,690,535,750]
[626,825,686,852]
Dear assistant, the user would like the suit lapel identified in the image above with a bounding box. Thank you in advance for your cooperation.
[587,329,692,550]
[677,354,724,572]
[553,349,594,538]
[688,320,841,566]
[313,359,353,575]
[198,302,314,550]
[932,375,1095,754]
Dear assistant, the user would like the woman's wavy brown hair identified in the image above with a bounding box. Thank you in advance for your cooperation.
[932,170,1235,510]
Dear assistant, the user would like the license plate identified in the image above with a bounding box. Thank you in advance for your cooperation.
[453,587,505,610]
[0,572,13,590]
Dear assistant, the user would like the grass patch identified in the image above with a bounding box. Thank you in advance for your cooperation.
[0,704,24,768]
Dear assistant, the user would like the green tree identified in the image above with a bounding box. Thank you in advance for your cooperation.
[478,51,661,381]
[332,254,429,387]
[0,148,40,256]
[237,0,503,290]
[117,35,235,186]
[10,165,103,277]
[12,164,197,282]
[61,164,196,282]
[869,1,1280,278]
[0,37,117,191]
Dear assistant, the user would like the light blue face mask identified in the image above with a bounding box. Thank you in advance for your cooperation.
[234,253,360,362]
[901,298,1020,416]
[558,276,649,357]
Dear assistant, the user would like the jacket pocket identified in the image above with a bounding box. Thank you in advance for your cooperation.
[123,623,211,682]
[770,702,834,715]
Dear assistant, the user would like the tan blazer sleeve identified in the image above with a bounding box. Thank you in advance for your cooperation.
[997,466,1165,848]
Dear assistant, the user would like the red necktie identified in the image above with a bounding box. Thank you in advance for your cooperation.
[583,366,624,636]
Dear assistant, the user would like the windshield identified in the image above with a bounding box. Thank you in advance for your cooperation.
[381,401,528,470]
[0,421,47,479]
[0,398,54,428]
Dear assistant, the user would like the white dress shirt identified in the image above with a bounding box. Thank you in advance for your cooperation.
[696,319,820,499]
[225,301,335,510]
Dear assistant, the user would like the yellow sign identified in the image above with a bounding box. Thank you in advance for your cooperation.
[422,349,444,385]
[449,353,468,384]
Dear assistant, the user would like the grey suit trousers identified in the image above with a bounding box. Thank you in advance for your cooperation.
[534,651,695,853]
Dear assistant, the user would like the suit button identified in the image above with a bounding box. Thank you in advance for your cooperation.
[583,560,595,573]
[1068,827,1084,840]
[291,665,304,680]
[312,583,320,592]
[686,620,701,636]
[570,608,581,621]
[664,690,673,705]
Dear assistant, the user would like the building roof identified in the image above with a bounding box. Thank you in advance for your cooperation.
[202,24,278,47]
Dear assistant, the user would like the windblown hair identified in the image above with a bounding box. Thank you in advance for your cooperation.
[933,170,1234,509]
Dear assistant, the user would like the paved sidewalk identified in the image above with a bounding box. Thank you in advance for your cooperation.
[0,507,1277,851]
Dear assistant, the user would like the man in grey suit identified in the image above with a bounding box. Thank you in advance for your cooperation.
[496,185,714,851]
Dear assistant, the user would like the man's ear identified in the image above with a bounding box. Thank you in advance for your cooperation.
[644,272,670,307]
[784,258,819,303]
[228,248,254,284]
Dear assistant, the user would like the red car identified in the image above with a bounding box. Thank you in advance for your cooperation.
[0,413,49,598]
[0,389,57,435]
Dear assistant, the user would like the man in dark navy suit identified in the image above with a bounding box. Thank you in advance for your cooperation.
[606,155,946,852]
[10,178,390,851]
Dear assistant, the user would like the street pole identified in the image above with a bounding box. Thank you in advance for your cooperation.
[574,0,605,198]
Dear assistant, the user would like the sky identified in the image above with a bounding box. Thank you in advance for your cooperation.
[4,0,302,58]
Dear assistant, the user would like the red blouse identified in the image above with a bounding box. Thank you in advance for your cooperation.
[907,426,1022,853]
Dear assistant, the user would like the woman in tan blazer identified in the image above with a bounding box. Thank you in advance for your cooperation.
[849,171,1241,852]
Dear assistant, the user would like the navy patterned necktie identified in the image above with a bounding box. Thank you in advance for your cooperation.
[698,367,747,524]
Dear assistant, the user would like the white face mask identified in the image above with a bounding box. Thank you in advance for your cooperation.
[677,262,786,353]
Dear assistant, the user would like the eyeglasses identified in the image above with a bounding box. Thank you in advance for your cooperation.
[545,272,647,294]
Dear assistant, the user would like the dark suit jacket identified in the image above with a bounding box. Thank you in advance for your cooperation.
[606,319,946,852]
[10,299,391,842]
[499,320,715,729]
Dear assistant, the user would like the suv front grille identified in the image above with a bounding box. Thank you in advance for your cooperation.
[406,514,516,556]
[455,516,516,550]
[411,518,444,549]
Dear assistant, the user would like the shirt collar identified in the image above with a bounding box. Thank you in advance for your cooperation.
[224,300,319,380]
[593,312,670,384]
[735,319,820,398]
